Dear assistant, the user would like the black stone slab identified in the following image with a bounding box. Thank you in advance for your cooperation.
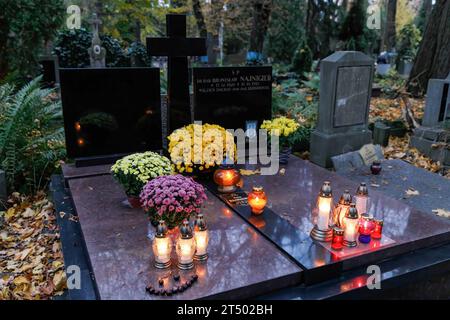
[204,157,450,285]
[59,68,162,160]
[193,66,272,130]
[337,159,450,214]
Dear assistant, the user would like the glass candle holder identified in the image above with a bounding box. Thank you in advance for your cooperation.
[310,182,333,242]
[332,190,352,228]
[355,183,369,216]
[194,214,209,261]
[214,165,241,193]
[176,220,196,270]
[248,186,268,215]
[331,227,344,251]
[372,219,384,239]
[358,214,375,244]
[343,204,359,248]
[152,221,172,269]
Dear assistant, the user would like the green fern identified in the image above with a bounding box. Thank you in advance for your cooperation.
[0,76,66,194]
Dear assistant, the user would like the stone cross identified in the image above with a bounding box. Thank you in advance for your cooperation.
[147,14,206,133]
[311,51,374,168]
[88,13,106,68]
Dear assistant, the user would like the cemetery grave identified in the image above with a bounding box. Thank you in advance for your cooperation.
[2,1,450,303]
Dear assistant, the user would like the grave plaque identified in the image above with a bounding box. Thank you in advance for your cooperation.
[193,66,272,130]
[422,72,450,127]
[60,68,162,160]
[311,51,374,168]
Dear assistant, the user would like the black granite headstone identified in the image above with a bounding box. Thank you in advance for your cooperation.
[147,15,206,133]
[193,66,272,130]
[59,68,162,160]
[39,55,59,87]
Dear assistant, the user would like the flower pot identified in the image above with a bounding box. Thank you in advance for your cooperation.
[279,147,292,165]
[127,196,141,209]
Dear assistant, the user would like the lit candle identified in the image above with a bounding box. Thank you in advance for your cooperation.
[372,219,384,239]
[343,204,359,248]
[355,183,369,216]
[332,190,352,228]
[248,186,267,215]
[194,214,209,261]
[358,214,375,244]
[331,227,344,251]
[310,182,333,242]
[214,165,241,193]
[152,221,172,269]
[176,220,196,270]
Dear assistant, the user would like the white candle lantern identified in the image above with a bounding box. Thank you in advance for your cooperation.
[152,221,172,269]
[176,220,196,270]
[311,182,334,242]
[355,183,369,217]
[343,204,359,248]
[194,214,209,261]
[332,190,352,228]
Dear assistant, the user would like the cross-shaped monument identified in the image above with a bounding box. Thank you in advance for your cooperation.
[147,14,206,133]
[88,13,105,68]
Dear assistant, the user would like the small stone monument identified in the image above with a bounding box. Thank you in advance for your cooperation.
[88,13,106,68]
[411,72,450,168]
[311,51,374,168]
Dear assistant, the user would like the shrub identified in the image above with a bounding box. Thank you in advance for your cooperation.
[291,42,313,78]
[397,23,422,62]
[0,76,66,193]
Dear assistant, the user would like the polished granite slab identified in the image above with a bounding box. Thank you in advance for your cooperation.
[62,163,112,181]
[336,159,450,214]
[206,157,450,284]
[67,175,302,300]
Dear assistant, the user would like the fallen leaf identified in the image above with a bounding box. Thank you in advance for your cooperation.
[433,209,450,218]
[240,169,261,176]
[59,211,66,219]
[405,188,420,197]
[52,270,67,291]
[279,168,286,176]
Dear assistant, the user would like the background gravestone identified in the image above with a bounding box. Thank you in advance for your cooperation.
[59,68,162,162]
[411,72,450,168]
[311,51,374,168]
[193,66,272,130]
[39,55,60,87]
[0,169,6,203]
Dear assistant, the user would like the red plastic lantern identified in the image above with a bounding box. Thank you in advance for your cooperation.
[214,165,241,193]
[358,215,375,244]
[248,186,267,215]
[372,219,384,239]
[331,227,344,251]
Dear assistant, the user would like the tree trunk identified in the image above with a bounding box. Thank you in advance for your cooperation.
[383,0,397,51]
[134,20,141,43]
[249,0,274,53]
[408,0,450,94]
[192,0,207,38]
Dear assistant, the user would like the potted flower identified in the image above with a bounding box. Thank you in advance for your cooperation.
[168,123,236,176]
[261,117,300,164]
[111,152,173,208]
[140,175,208,231]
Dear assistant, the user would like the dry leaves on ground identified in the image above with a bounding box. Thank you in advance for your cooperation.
[433,209,450,219]
[383,135,449,178]
[370,97,425,122]
[0,192,66,300]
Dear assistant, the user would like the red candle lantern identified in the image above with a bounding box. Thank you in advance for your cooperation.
[358,215,375,244]
[213,164,241,193]
[248,186,268,215]
[331,227,344,251]
[372,219,384,239]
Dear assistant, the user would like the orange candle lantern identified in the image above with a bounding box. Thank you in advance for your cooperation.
[213,164,241,193]
[248,186,267,215]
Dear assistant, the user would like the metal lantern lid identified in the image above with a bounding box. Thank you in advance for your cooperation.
[339,190,353,205]
[155,220,168,238]
[333,227,344,236]
[195,214,208,232]
[346,203,359,219]
[252,186,265,193]
[356,183,369,196]
[180,220,194,239]
[361,214,373,222]
[319,181,332,198]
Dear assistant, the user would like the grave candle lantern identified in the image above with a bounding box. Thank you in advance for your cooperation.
[152,221,172,269]
[343,204,359,248]
[332,190,353,228]
[331,227,344,251]
[213,164,241,193]
[355,183,369,216]
[194,214,209,261]
[372,219,384,239]
[176,220,196,270]
[311,182,333,242]
[358,214,375,244]
[248,186,268,215]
